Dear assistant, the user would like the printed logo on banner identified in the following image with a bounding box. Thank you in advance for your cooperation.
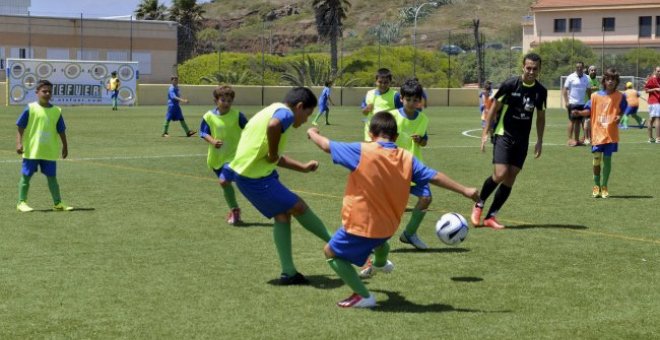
[6,58,138,106]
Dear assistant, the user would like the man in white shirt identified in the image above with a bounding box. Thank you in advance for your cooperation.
[562,61,590,146]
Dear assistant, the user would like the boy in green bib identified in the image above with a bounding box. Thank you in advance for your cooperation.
[228,87,331,285]
[16,80,73,212]
[199,85,247,225]
[361,68,401,141]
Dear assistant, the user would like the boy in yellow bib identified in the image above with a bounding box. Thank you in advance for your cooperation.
[199,85,247,225]
[228,87,331,285]
[361,68,401,141]
[16,80,73,212]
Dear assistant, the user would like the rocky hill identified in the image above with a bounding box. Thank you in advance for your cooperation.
[199,0,535,54]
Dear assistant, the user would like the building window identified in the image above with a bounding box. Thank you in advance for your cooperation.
[0,47,5,69]
[47,48,70,60]
[107,50,129,61]
[602,17,615,32]
[132,52,151,75]
[554,18,566,33]
[640,16,652,37]
[76,49,99,61]
[569,18,581,33]
[656,16,660,37]
[10,47,32,59]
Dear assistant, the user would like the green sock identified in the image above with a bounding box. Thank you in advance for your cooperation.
[47,176,62,204]
[18,175,31,202]
[180,120,190,133]
[327,258,370,298]
[112,96,118,109]
[273,221,296,276]
[633,114,643,125]
[372,242,390,268]
[294,208,331,242]
[621,115,628,127]
[602,156,612,187]
[221,184,238,209]
[312,111,321,124]
[594,174,600,186]
[403,208,427,236]
[163,120,170,134]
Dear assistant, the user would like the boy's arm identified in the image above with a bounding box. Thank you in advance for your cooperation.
[429,172,479,202]
[266,118,283,163]
[534,109,545,159]
[59,132,68,159]
[307,127,330,153]
[480,100,503,152]
[16,128,25,154]
[277,155,319,173]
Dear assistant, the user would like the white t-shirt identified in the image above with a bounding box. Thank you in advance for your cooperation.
[563,72,590,105]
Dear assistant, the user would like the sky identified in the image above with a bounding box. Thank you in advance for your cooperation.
[28,0,212,18]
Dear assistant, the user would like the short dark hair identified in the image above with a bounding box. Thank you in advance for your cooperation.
[601,68,620,88]
[399,78,424,99]
[111,71,117,76]
[523,52,542,66]
[575,61,584,67]
[171,76,178,81]
[375,68,392,81]
[324,79,333,87]
[283,87,317,109]
[213,85,235,100]
[36,79,53,91]
[369,111,398,139]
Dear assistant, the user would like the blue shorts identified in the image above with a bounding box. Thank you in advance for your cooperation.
[166,105,184,121]
[111,90,119,99]
[624,106,638,116]
[22,159,57,177]
[234,171,299,218]
[410,183,432,197]
[592,143,618,156]
[328,227,389,266]
[318,105,329,114]
[213,163,236,182]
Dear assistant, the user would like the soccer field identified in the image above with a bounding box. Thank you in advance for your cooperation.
[1,104,658,338]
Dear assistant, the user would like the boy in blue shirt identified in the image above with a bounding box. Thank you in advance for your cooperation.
[228,87,331,285]
[16,80,73,212]
[162,76,196,137]
[312,80,335,126]
[199,85,248,224]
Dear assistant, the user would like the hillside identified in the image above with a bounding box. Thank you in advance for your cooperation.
[199,0,535,54]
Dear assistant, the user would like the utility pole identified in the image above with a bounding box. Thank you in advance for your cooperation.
[473,18,483,86]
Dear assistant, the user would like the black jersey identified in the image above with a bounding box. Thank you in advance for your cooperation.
[493,76,547,141]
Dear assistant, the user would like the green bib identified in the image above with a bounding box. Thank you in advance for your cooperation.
[229,103,290,178]
[203,108,243,169]
[391,109,429,161]
[23,102,62,161]
[364,89,398,141]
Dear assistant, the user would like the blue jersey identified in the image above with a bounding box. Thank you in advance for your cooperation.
[329,140,437,185]
[168,85,180,107]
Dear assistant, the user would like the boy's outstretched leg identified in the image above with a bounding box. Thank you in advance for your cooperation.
[162,120,170,137]
[400,195,431,250]
[273,217,308,285]
[180,120,197,137]
[17,175,33,212]
[325,245,375,308]
[292,200,331,242]
[220,181,241,225]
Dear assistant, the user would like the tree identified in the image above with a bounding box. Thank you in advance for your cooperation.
[134,0,167,20]
[535,39,596,89]
[170,0,206,63]
[312,0,351,78]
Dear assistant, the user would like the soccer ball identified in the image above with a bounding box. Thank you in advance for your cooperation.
[435,213,469,245]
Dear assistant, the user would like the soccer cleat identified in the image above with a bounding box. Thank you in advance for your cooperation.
[16,201,34,213]
[592,185,601,198]
[162,133,169,137]
[649,138,655,143]
[186,130,197,137]
[399,232,428,250]
[600,186,609,199]
[482,216,505,229]
[278,272,310,285]
[226,208,242,225]
[656,138,660,144]
[53,202,74,211]
[337,293,376,308]
[567,139,578,147]
[470,204,483,226]
[359,259,394,279]
[311,121,318,126]
[584,138,591,145]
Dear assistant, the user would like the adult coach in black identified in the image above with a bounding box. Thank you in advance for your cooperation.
[471,52,547,229]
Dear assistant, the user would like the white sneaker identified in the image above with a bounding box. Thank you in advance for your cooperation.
[359,259,394,278]
[399,232,429,250]
[337,293,376,308]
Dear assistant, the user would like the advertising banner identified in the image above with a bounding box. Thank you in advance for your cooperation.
[6,58,138,106]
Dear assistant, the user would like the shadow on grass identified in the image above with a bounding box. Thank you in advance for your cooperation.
[606,195,653,199]
[451,276,484,282]
[266,275,344,289]
[234,221,272,228]
[370,289,511,314]
[390,247,470,254]
[36,207,96,212]
[505,224,587,230]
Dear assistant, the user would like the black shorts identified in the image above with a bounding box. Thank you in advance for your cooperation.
[492,135,528,169]
[567,104,585,122]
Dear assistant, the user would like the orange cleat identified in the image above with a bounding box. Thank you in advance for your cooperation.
[483,216,505,230]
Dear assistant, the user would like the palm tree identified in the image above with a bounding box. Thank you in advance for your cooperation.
[280,55,358,87]
[312,0,351,78]
[170,0,206,63]
[134,0,167,20]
